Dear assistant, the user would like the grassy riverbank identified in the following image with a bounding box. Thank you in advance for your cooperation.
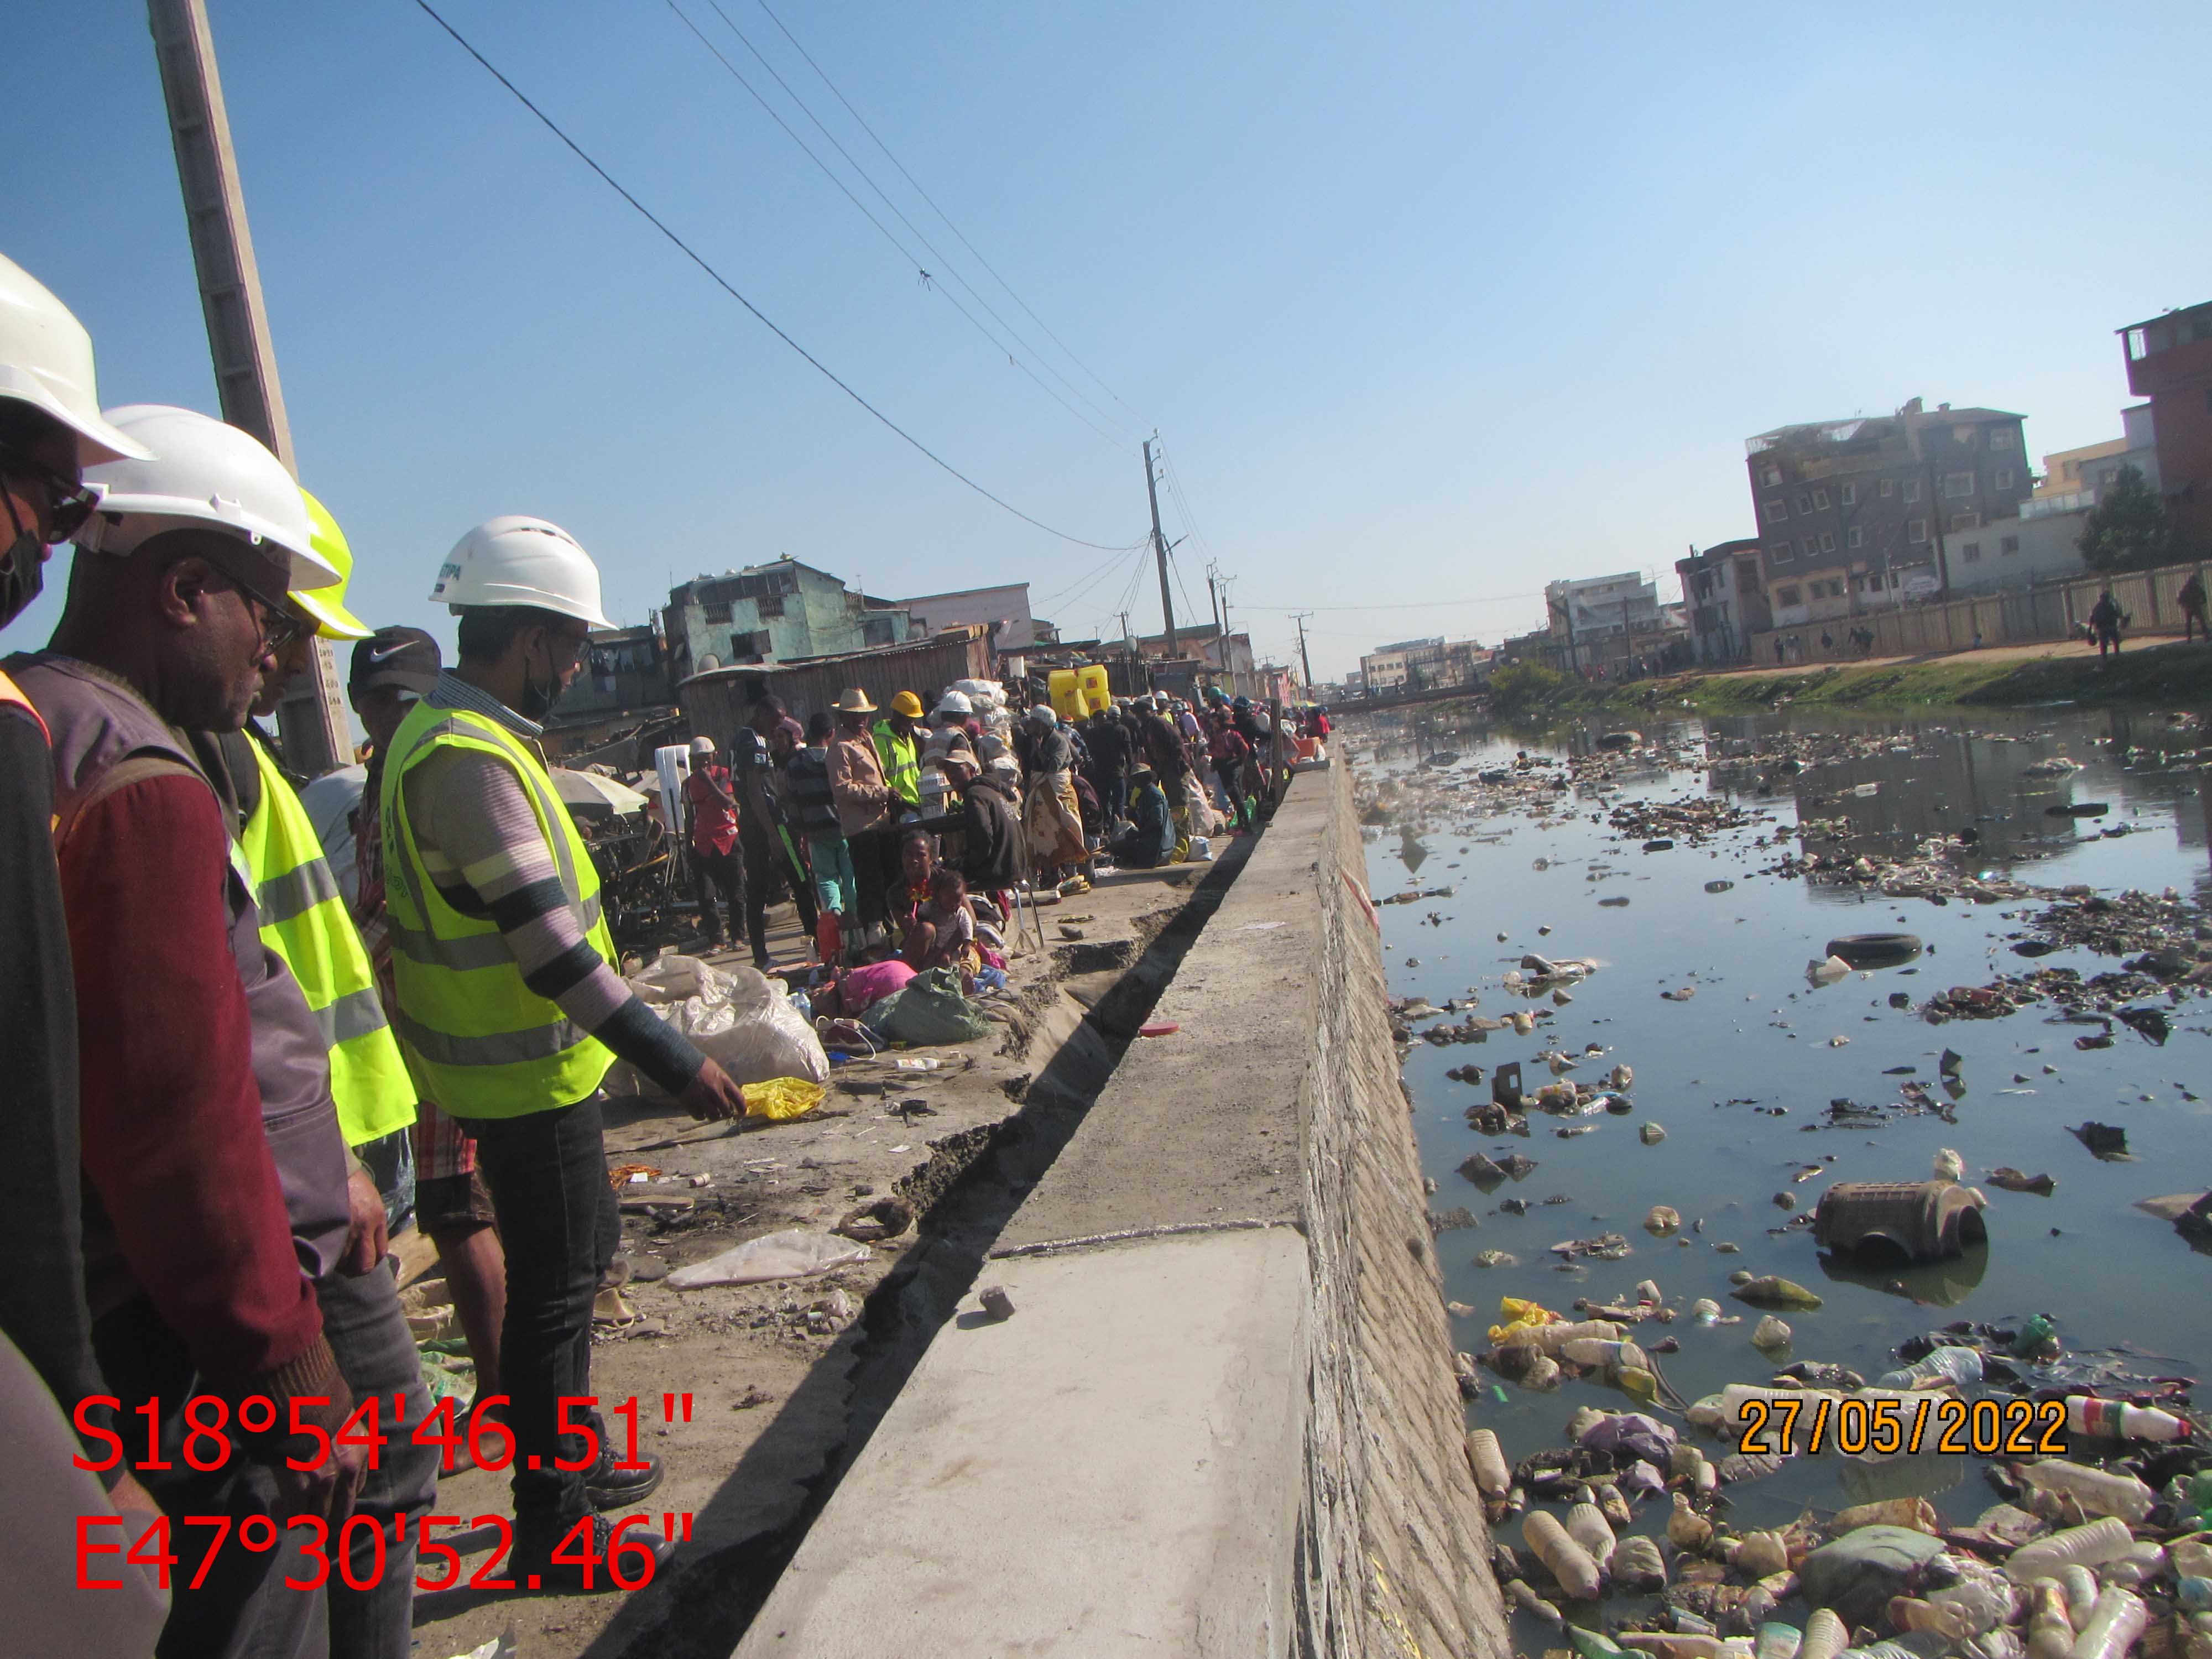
[1485,638,2212,717]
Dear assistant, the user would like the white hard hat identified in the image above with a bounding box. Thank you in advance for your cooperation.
[934,689,973,717]
[75,405,338,591]
[430,515,613,629]
[0,253,152,466]
[690,734,714,755]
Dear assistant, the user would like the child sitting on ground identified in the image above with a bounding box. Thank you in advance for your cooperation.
[900,865,980,979]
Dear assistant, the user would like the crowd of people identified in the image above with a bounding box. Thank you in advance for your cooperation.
[0,248,1335,1656]
[669,679,1333,1021]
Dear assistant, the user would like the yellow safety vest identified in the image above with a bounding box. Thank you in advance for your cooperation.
[379,700,617,1118]
[239,738,417,1147]
[872,718,920,807]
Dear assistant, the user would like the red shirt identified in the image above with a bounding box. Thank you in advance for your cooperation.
[684,764,739,855]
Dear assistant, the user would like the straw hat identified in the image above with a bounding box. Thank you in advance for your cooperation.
[834,687,878,714]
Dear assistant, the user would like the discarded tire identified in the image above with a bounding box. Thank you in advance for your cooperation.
[1813,1180,1986,1264]
[1825,932,1923,968]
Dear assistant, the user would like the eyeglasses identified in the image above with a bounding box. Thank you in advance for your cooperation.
[0,442,101,545]
[222,564,315,655]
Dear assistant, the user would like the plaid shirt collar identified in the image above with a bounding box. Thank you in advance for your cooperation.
[426,670,542,738]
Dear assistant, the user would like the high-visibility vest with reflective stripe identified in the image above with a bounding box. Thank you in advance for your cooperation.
[0,668,50,744]
[872,718,920,807]
[239,738,417,1147]
[378,700,617,1118]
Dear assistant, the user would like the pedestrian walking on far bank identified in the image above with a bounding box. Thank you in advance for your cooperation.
[2089,589,2124,661]
[2181,571,2209,642]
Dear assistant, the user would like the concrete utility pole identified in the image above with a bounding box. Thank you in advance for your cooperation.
[1142,439,1176,659]
[1206,560,1224,635]
[149,0,349,775]
[1292,611,1314,690]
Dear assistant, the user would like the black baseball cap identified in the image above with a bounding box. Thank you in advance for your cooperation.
[350,625,441,696]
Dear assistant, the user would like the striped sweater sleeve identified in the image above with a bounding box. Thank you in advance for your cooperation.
[404,748,704,1095]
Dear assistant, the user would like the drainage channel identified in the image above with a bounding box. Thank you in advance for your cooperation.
[591,841,1256,1658]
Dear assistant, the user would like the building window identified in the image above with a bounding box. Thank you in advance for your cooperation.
[1942,471,1976,498]
[1880,478,1895,498]
[1990,427,2016,448]
[702,600,733,623]
[1992,467,2015,489]
[1846,526,1864,549]
[1903,478,1921,503]
[1812,488,1830,509]
[757,593,785,619]
[1776,586,1801,607]
[1961,541,1982,563]
[1767,542,1793,564]
[2126,327,2148,360]
[1796,492,1814,514]
[2001,535,2021,555]
[1803,539,1820,559]
[1908,518,1928,543]
[1764,498,1789,524]
[1840,482,1856,506]
[1950,512,1980,531]
[1760,465,1783,488]
[1819,531,1836,553]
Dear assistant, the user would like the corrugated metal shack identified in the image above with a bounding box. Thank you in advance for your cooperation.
[677,625,994,748]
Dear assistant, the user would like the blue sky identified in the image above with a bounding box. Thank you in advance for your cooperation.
[9,1,2207,679]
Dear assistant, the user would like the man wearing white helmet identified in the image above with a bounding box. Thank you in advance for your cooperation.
[380,516,744,1586]
[0,252,166,1658]
[15,400,369,1656]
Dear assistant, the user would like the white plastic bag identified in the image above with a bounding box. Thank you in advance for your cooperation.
[606,955,828,1095]
[666,1230,870,1288]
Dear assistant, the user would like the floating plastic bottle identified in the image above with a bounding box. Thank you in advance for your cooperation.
[2058,1567,2099,1627]
[2101,1542,2168,1588]
[1509,1579,1563,1626]
[1667,1491,1714,1554]
[2065,1586,2146,1659]
[2006,1517,2136,1585]
[2018,1460,2156,1522]
[1797,1608,1849,1659]
[1757,1625,1803,1659]
[2027,1583,2074,1659]
[1566,1502,1617,1572]
[1532,1321,1629,1354]
[1465,1428,1511,1500]
[2064,1397,2192,1442]
[2178,1579,2212,1615]
[1524,1510,1604,1599]
[1876,1345,1984,1391]
[1930,1576,2015,1636]
[1560,1337,1650,1378]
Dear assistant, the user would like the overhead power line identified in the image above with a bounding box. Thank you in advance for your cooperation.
[409,0,1131,550]
[670,0,1131,457]
[750,0,1145,429]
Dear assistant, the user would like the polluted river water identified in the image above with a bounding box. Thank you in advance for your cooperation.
[1345,697,2212,1642]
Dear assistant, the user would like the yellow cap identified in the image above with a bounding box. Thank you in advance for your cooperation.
[291,488,372,640]
[891,690,925,718]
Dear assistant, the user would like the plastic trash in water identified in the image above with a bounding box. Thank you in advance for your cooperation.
[666,1229,870,1288]
[1797,1609,1849,1659]
[1876,1343,1984,1390]
[2066,1587,2146,1659]
[1524,1509,1603,1599]
[2064,1396,2191,1441]
[2005,1517,2136,1584]
[2017,1459,2155,1522]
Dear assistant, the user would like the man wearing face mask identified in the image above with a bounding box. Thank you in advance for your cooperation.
[0,252,169,1657]
[381,517,746,1587]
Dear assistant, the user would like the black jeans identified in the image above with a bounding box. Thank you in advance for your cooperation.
[453,1094,620,1526]
[690,844,744,946]
[740,821,817,964]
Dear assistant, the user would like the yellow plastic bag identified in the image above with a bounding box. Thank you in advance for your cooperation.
[742,1077,826,1121]
[1488,1296,1560,1345]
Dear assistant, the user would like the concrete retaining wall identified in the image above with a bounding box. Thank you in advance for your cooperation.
[731,765,1505,1657]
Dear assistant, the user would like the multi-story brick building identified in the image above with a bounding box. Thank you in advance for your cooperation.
[2119,300,2212,550]
[661,556,911,684]
[1745,399,2031,627]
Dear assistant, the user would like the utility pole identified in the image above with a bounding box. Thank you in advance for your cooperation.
[1206,561,1224,637]
[1142,439,1176,659]
[149,0,349,775]
[1291,611,1314,690]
